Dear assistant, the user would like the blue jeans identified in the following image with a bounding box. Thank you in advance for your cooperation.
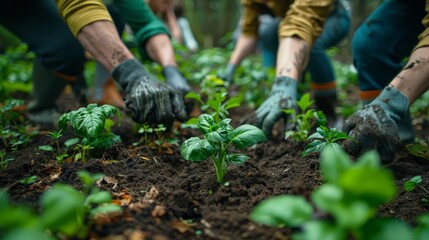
[259,3,351,93]
[352,0,426,100]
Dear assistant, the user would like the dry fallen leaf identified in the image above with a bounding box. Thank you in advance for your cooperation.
[151,205,166,218]
[96,175,119,189]
[112,191,132,206]
[170,220,193,233]
[144,186,159,202]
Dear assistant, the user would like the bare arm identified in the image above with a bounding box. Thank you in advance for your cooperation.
[228,35,258,66]
[163,10,183,43]
[275,36,309,80]
[76,20,134,71]
[390,46,429,104]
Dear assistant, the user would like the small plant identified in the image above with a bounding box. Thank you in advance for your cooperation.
[283,93,326,142]
[154,124,167,151]
[180,114,266,183]
[0,98,24,127]
[0,150,14,171]
[0,171,121,239]
[73,143,93,163]
[38,129,80,163]
[185,74,242,124]
[133,123,154,146]
[59,103,121,151]
[406,143,429,160]
[250,144,423,239]
[303,126,351,156]
[404,175,429,202]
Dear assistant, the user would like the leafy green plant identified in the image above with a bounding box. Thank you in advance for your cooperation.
[0,150,13,171]
[72,143,93,163]
[185,74,242,124]
[249,144,428,239]
[406,143,429,160]
[283,93,326,142]
[38,129,80,163]
[133,123,154,146]
[0,171,121,239]
[303,126,351,156]
[59,104,121,151]
[19,175,38,185]
[0,98,24,127]
[180,114,266,183]
[404,175,429,202]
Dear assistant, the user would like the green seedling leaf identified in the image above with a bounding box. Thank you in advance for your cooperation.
[185,91,203,105]
[90,204,122,218]
[226,154,250,164]
[360,218,412,240]
[406,143,429,160]
[311,184,343,212]
[297,93,314,113]
[64,138,79,148]
[181,137,215,161]
[19,175,38,185]
[86,191,112,204]
[38,145,53,152]
[225,95,243,110]
[197,114,217,134]
[298,221,346,240]
[250,195,313,227]
[404,175,422,192]
[231,124,267,149]
[320,145,352,183]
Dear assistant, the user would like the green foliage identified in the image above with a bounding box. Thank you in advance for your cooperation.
[404,176,429,203]
[0,150,14,171]
[406,143,429,160]
[180,114,266,183]
[0,171,121,239]
[59,104,121,150]
[38,129,80,163]
[284,93,326,142]
[19,175,38,185]
[185,74,242,124]
[250,145,418,239]
[303,126,351,156]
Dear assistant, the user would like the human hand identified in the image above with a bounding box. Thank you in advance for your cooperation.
[341,87,409,163]
[112,59,187,126]
[219,63,237,83]
[247,76,297,135]
[162,66,192,96]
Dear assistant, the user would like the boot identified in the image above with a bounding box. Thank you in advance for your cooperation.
[89,61,125,108]
[70,73,88,105]
[314,94,342,128]
[27,61,68,125]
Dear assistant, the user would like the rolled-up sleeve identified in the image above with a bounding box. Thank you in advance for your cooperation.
[240,0,260,37]
[56,0,112,36]
[279,0,333,46]
[414,1,429,50]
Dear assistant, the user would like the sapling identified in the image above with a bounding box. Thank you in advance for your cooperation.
[133,123,154,146]
[303,125,351,156]
[38,129,79,162]
[283,93,326,142]
[59,103,121,151]
[404,175,429,202]
[180,114,266,183]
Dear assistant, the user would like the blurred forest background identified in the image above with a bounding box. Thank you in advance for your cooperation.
[0,0,383,57]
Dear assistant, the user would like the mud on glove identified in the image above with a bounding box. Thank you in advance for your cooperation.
[341,86,408,163]
[112,59,187,126]
[247,76,298,136]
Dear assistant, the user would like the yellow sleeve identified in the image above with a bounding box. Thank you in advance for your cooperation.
[240,0,260,38]
[56,0,113,36]
[279,0,333,47]
[414,2,429,50]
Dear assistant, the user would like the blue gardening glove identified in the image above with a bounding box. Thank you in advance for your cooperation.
[341,86,408,163]
[220,63,237,83]
[248,76,297,135]
[112,59,187,126]
[162,66,192,96]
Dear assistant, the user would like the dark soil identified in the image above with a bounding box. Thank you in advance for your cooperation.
[1,90,429,240]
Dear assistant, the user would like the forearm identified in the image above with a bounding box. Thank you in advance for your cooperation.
[145,34,177,67]
[390,46,429,104]
[276,37,310,80]
[77,21,134,71]
[164,10,182,43]
[229,35,258,65]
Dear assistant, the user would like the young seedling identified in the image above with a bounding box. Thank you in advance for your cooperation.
[404,175,429,202]
[283,93,326,142]
[59,103,121,152]
[406,143,429,160]
[133,123,154,146]
[303,126,351,156]
[154,124,167,152]
[250,145,410,239]
[38,129,80,163]
[73,143,93,163]
[0,150,14,171]
[180,114,266,183]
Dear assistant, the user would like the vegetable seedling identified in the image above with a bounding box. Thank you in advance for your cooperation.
[283,93,326,142]
[404,175,429,202]
[303,126,351,156]
[38,129,79,163]
[180,114,266,183]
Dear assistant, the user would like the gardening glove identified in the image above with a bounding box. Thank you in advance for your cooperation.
[27,60,67,125]
[112,59,187,126]
[247,76,297,136]
[341,86,408,163]
[162,65,192,96]
[219,63,237,83]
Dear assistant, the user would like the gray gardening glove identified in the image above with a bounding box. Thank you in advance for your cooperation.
[112,59,187,126]
[162,65,192,96]
[248,76,297,135]
[341,86,408,163]
[220,63,237,83]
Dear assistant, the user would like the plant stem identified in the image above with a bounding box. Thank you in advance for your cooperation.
[418,184,429,196]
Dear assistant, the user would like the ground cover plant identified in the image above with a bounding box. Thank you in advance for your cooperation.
[1,41,429,240]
